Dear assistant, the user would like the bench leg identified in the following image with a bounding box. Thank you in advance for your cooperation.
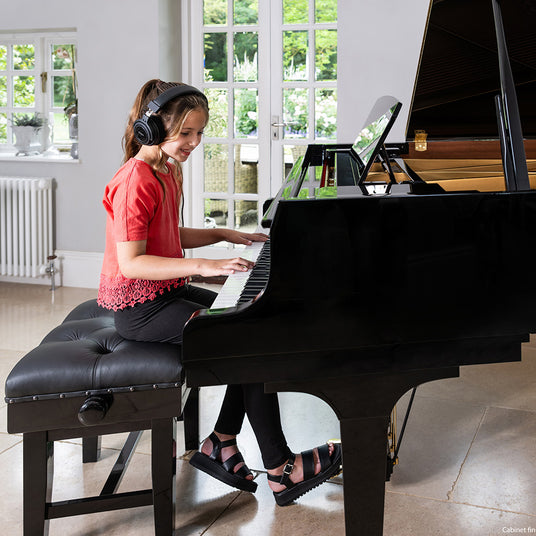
[23,431,53,536]
[182,386,199,451]
[151,417,176,536]
[82,436,102,463]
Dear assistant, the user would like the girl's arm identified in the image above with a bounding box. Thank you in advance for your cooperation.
[180,227,268,249]
[116,240,254,280]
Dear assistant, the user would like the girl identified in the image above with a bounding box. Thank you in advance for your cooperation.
[97,79,341,506]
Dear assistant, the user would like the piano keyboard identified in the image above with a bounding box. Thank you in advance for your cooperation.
[210,239,271,309]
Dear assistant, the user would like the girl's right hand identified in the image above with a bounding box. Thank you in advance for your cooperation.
[199,257,254,277]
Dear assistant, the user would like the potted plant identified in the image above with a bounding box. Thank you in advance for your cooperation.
[10,113,46,156]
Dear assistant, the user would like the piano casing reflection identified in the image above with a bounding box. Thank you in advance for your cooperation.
[183,1,536,535]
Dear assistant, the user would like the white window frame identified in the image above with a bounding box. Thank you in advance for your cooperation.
[187,0,271,259]
[184,1,337,243]
[0,30,77,155]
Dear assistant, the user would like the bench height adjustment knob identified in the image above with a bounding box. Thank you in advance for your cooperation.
[78,394,113,426]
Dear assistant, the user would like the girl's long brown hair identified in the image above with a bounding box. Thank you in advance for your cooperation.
[122,79,209,197]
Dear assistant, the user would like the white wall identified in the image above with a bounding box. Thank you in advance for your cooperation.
[0,0,178,286]
[338,0,431,143]
[0,0,431,288]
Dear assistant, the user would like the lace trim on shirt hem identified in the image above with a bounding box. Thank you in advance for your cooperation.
[97,274,185,311]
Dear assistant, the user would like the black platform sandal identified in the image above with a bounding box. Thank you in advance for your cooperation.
[268,443,342,506]
[189,432,257,493]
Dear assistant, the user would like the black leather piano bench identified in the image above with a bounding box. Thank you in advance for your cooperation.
[4,299,199,536]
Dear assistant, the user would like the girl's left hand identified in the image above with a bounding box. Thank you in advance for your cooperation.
[222,229,269,246]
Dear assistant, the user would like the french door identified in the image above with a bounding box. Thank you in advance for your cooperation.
[185,0,337,257]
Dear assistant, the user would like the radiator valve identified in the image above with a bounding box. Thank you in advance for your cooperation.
[45,255,57,291]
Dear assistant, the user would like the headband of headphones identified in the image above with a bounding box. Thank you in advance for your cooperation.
[147,84,207,112]
[133,83,208,146]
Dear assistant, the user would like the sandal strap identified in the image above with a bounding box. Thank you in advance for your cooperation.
[207,432,221,460]
[234,464,253,479]
[222,452,253,479]
[207,432,238,460]
[221,451,245,473]
[219,438,238,448]
[267,452,296,487]
[316,444,331,470]
[301,448,316,481]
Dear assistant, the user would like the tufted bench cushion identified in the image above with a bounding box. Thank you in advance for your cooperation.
[5,299,183,405]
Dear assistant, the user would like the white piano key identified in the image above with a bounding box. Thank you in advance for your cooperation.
[210,240,266,309]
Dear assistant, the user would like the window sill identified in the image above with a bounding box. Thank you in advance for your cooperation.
[0,151,79,163]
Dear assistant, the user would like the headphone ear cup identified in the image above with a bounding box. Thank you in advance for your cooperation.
[133,115,166,146]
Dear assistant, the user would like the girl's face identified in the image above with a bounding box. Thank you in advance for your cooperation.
[160,108,206,162]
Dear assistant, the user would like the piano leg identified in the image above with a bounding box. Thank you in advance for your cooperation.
[266,366,460,536]
[339,414,390,535]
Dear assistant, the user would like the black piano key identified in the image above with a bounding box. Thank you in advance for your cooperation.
[236,240,271,304]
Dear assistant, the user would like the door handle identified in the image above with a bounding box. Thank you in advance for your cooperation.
[271,119,299,140]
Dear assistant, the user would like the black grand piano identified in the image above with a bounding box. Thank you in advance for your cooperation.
[183,1,536,534]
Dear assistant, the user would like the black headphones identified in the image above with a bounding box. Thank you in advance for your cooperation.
[133,84,207,146]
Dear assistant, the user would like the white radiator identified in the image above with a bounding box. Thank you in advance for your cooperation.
[0,177,54,278]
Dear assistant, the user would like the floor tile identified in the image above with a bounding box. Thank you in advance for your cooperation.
[451,406,536,516]
[387,392,487,501]
[384,492,536,536]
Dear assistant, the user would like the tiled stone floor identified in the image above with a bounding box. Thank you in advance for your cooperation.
[1,282,535,535]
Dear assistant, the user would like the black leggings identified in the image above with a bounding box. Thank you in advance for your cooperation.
[114,284,291,469]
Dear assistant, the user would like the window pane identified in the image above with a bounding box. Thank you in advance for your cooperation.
[204,0,227,25]
[234,88,257,137]
[205,88,228,137]
[205,198,228,229]
[204,143,228,192]
[315,0,337,23]
[0,76,6,106]
[234,32,258,82]
[234,0,258,24]
[13,44,35,70]
[283,88,308,138]
[234,144,258,194]
[0,46,6,70]
[52,75,76,108]
[315,88,337,139]
[52,112,70,145]
[283,31,308,81]
[283,0,308,24]
[235,200,257,232]
[13,75,35,107]
[204,33,227,82]
[0,113,6,143]
[315,29,337,81]
[52,44,75,70]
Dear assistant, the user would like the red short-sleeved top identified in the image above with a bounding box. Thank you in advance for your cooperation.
[97,158,185,311]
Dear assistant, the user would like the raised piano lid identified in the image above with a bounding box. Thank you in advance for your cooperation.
[405,0,536,151]
[402,0,536,192]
